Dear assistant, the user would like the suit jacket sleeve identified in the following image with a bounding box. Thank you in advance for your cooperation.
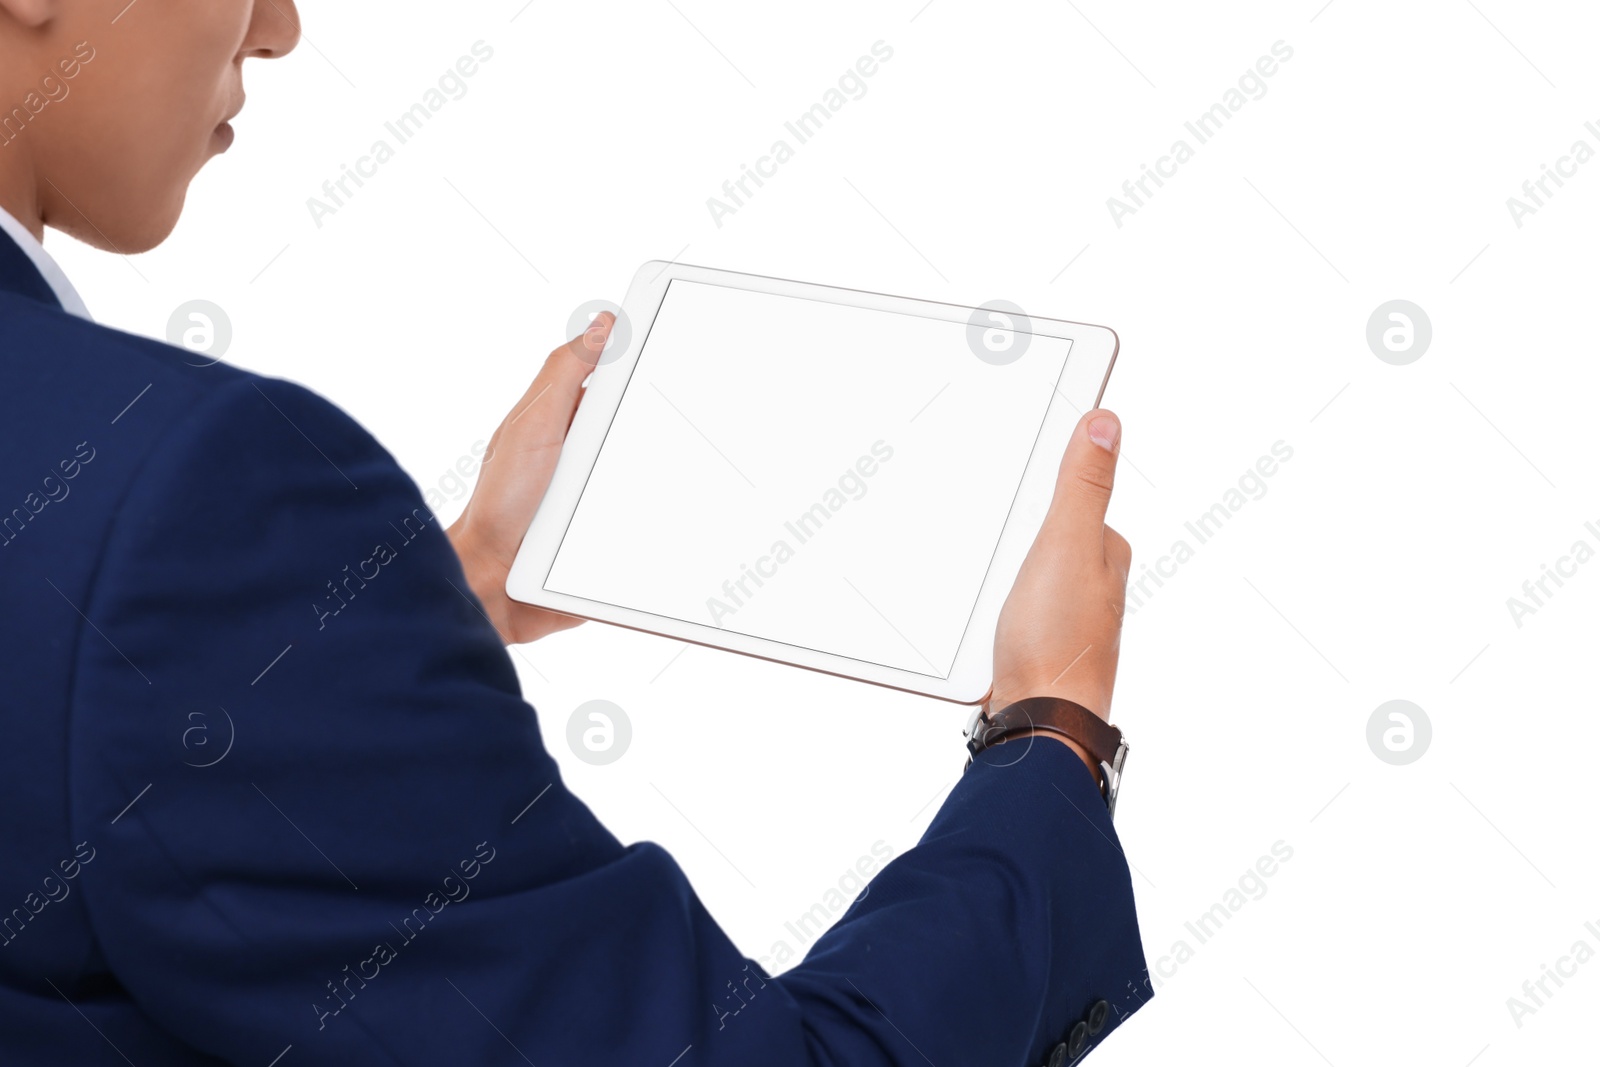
[70,375,1151,1067]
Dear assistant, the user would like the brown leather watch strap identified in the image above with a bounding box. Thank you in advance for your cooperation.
[966,696,1124,772]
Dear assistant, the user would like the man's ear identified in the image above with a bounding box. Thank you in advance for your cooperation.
[0,0,57,29]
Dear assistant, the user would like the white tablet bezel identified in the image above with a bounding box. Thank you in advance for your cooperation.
[505,260,1119,704]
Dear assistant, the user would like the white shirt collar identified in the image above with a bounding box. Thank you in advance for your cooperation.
[0,204,93,321]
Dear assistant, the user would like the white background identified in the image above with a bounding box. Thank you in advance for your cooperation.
[55,1,1600,1063]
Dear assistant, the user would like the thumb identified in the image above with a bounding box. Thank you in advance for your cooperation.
[539,309,614,413]
[1045,409,1121,550]
[572,310,617,369]
[488,312,614,462]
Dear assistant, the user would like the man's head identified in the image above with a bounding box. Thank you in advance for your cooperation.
[0,0,299,252]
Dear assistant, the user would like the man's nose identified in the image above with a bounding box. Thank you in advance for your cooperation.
[247,0,302,61]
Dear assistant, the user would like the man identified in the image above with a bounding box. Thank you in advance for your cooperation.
[0,1,1150,1063]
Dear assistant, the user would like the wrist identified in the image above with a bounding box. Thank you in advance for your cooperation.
[979,692,1112,790]
[987,685,1111,722]
[969,694,1129,816]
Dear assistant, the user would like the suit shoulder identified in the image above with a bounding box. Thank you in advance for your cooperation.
[0,291,383,463]
[0,290,262,453]
[0,289,252,393]
[0,293,401,541]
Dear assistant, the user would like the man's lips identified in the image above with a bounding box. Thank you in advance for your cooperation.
[215,98,244,151]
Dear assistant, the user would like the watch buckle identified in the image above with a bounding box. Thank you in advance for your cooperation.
[1102,739,1129,819]
[962,703,987,740]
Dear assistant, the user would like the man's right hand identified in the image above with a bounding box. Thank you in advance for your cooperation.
[989,409,1132,748]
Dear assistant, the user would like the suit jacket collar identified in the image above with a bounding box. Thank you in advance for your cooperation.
[0,215,63,310]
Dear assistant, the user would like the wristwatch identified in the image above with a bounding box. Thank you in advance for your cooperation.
[963,696,1129,819]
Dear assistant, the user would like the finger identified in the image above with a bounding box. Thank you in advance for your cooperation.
[1104,524,1132,577]
[541,309,612,408]
[567,383,587,433]
[501,312,615,448]
[1045,408,1121,550]
[572,310,616,368]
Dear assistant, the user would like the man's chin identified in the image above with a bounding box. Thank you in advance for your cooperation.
[51,189,186,256]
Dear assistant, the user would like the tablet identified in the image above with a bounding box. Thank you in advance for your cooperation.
[505,261,1119,703]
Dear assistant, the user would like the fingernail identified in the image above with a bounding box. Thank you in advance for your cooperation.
[1088,415,1120,452]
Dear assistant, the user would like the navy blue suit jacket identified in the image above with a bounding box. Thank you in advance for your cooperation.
[0,231,1150,1065]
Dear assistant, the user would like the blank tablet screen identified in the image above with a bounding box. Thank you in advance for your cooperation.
[542,279,1073,678]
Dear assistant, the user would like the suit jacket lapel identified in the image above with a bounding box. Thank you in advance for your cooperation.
[0,224,64,310]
